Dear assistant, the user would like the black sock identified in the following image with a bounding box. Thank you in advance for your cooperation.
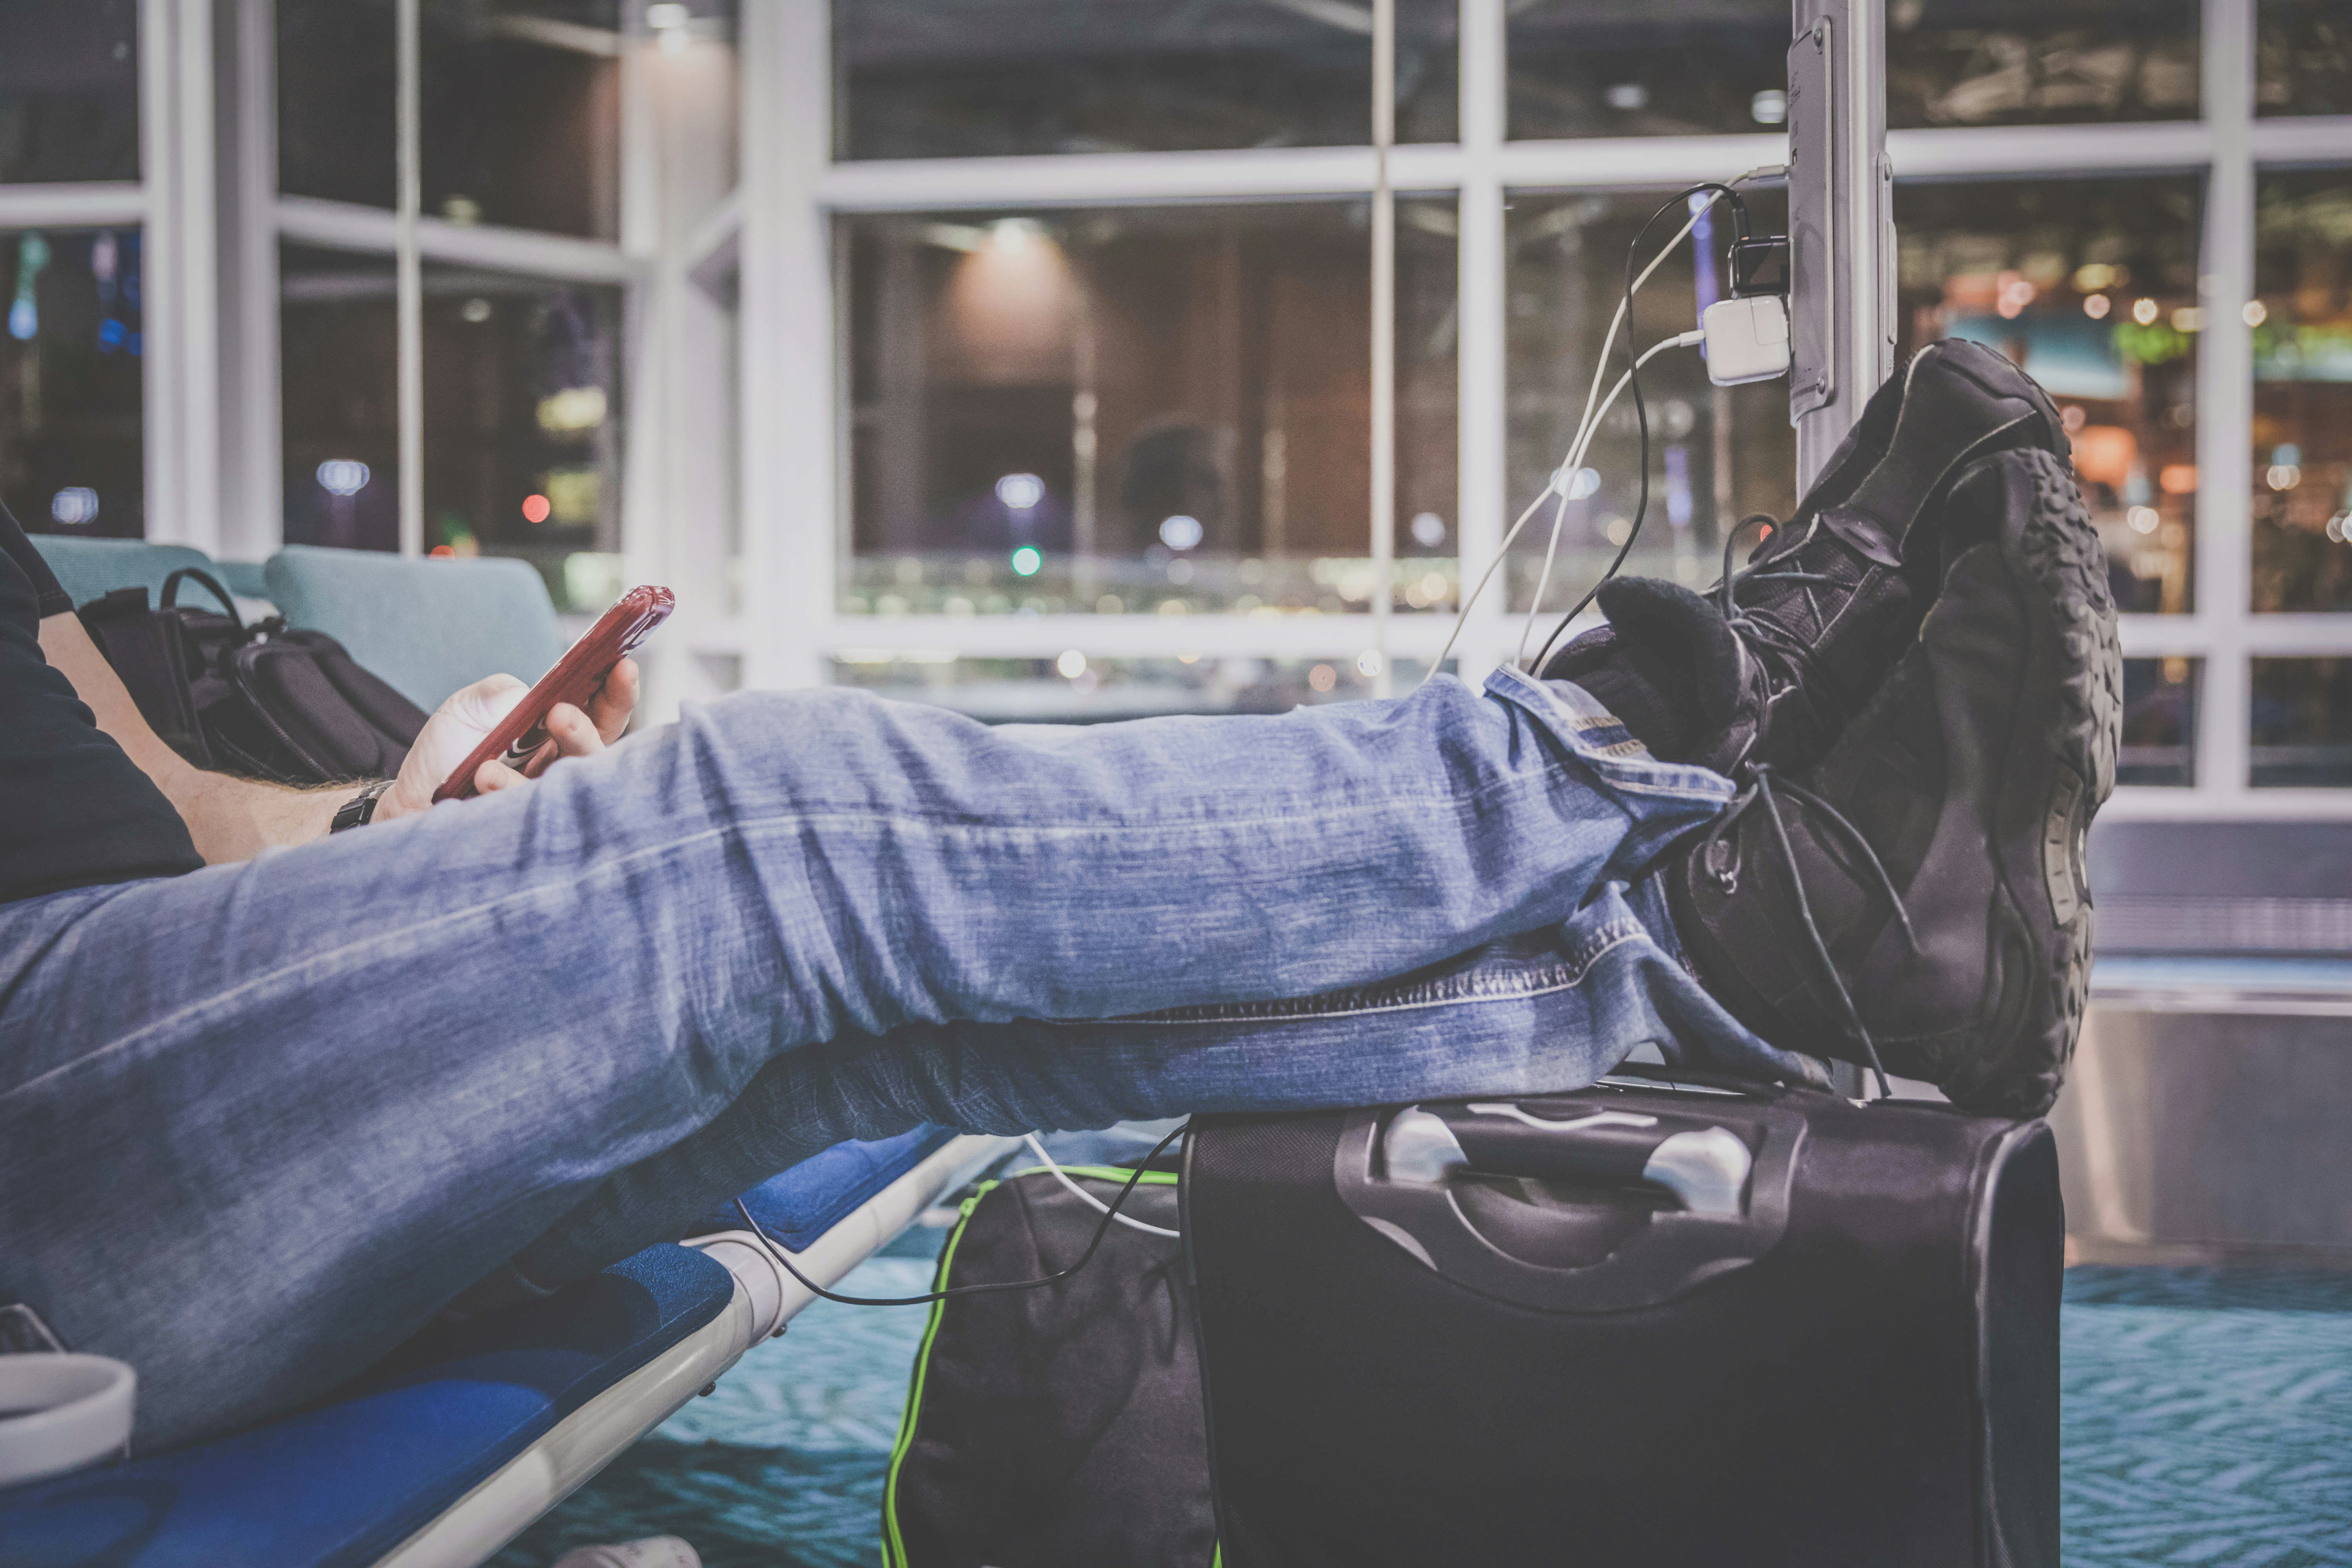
[1573,645,1701,761]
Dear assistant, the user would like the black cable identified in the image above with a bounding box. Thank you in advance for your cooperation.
[731,1122,1188,1307]
[1530,182,1751,675]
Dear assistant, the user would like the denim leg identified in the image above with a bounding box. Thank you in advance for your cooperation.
[0,670,1739,1448]
[507,872,1823,1287]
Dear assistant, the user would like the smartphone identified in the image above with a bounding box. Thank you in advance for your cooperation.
[432,584,674,803]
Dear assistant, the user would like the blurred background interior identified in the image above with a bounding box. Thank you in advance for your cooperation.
[3,2,2350,1561]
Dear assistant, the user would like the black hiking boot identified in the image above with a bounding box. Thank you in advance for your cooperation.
[1545,338,2071,777]
[1665,448,2122,1117]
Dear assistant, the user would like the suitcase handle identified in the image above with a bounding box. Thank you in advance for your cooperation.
[1337,1089,1804,1313]
[1389,1104,1754,1216]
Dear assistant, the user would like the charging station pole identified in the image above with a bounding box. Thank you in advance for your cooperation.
[1787,0,1895,495]
[1788,0,1893,1096]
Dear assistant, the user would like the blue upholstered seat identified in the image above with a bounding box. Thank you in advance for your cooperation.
[702,1125,959,1249]
[0,1247,734,1568]
[0,1130,969,1567]
[26,537,216,611]
[263,546,569,712]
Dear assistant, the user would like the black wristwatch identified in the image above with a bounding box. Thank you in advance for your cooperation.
[331,779,396,833]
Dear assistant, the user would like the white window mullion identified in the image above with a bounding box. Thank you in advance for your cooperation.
[394,0,423,559]
[2195,0,2258,803]
[219,0,283,563]
[740,0,834,690]
[1454,0,1510,684]
[140,0,223,554]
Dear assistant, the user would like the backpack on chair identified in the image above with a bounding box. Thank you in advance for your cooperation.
[78,566,428,784]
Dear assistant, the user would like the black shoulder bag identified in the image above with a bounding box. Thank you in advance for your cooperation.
[78,568,428,785]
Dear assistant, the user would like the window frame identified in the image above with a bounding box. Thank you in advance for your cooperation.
[739,0,2352,817]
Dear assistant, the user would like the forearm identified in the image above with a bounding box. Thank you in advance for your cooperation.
[39,608,353,862]
[166,769,352,863]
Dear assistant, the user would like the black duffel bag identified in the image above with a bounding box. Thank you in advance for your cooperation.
[882,1158,1217,1568]
[78,567,428,784]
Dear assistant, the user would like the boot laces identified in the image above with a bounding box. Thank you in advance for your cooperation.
[1716,512,1841,707]
[1699,760,1921,1102]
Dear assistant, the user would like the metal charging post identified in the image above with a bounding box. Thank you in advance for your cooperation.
[1787,0,1895,1096]
[1787,0,1895,495]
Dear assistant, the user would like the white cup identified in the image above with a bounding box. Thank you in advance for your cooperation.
[0,1354,137,1486]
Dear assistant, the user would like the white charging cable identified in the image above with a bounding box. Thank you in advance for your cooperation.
[1434,328,1704,680]
[1515,328,1707,667]
[1424,165,1784,690]
[1024,1133,1181,1239]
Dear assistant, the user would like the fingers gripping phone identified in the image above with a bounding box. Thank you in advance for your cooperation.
[432,585,674,803]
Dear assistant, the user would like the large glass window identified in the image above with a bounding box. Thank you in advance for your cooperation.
[1886,0,2198,129]
[0,2,139,186]
[1506,1,1789,142]
[1896,176,2203,616]
[277,0,397,211]
[421,1,622,240]
[280,244,400,552]
[2252,658,2352,789]
[1504,188,1795,617]
[834,0,1393,162]
[2258,0,2351,119]
[2,227,143,538]
[2251,169,2352,615]
[842,199,1456,618]
[2120,656,2198,788]
[423,265,624,608]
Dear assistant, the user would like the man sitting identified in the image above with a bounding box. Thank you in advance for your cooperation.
[0,339,2114,1452]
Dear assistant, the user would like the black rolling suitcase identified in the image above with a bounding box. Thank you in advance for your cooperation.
[1181,1068,2062,1568]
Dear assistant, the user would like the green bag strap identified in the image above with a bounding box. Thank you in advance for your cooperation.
[882,1180,995,1568]
[878,1165,1200,1567]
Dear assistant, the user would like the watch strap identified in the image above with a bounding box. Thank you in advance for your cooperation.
[331,779,396,833]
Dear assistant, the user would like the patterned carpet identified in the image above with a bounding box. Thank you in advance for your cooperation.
[493,1249,2352,1568]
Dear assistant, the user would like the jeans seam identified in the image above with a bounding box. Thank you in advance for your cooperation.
[1066,918,1652,1027]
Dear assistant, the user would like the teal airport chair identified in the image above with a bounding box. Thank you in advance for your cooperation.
[29,536,217,611]
[263,545,570,712]
[12,534,1021,1565]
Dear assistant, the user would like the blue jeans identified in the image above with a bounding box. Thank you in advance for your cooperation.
[0,668,1806,1450]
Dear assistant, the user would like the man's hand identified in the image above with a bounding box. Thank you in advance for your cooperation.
[376,659,639,826]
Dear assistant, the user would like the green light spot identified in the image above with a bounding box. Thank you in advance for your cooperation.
[1010,546,1043,577]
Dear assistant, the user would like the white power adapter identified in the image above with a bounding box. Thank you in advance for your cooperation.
[1700,294,1791,387]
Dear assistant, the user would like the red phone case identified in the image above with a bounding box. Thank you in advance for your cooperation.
[432,585,675,803]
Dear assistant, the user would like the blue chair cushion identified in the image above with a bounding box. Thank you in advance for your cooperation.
[263,546,568,712]
[702,1125,960,1250]
[0,1245,734,1568]
[27,537,216,611]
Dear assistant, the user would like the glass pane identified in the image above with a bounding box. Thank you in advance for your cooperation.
[1503,187,1795,623]
[833,0,1376,160]
[1896,176,2203,616]
[1887,0,2198,129]
[423,265,625,610]
[1397,0,1459,146]
[421,0,622,239]
[2251,169,2352,614]
[2251,657,2352,788]
[281,243,400,552]
[278,0,397,209]
[2258,0,2352,119]
[2,228,143,537]
[842,199,1457,617]
[832,654,1443,724]
[1506,0,1788,142]
[2119,656,2197,787]
[0,2,139,183]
